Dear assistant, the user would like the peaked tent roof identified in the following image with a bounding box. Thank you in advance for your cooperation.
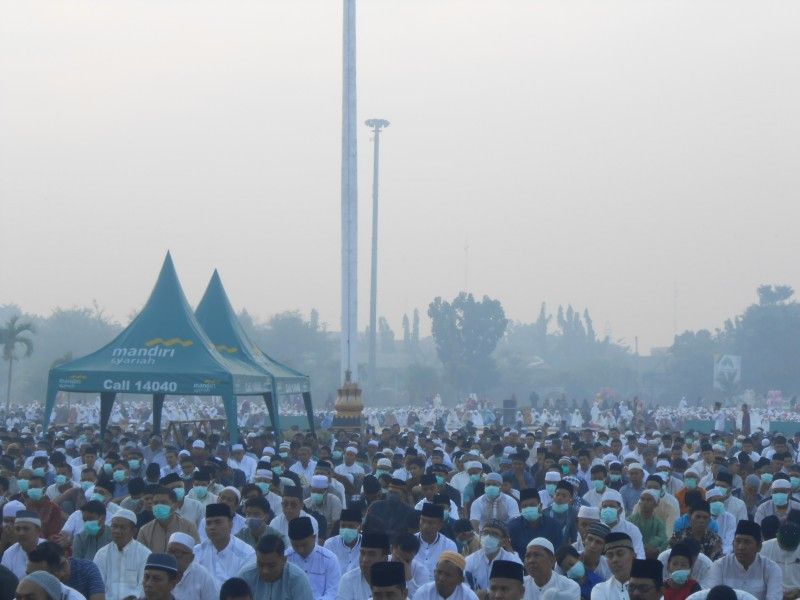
[195,270,310,397]
[44,253,273,438]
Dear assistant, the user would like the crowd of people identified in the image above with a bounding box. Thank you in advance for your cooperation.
[0,399,799,600]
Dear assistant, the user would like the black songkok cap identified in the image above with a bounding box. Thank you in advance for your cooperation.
[205,503,231,519]
[715,471,733,485]
[453,519,473,534]
[630,558,663,587]
[420,502,444,520]
[340,508,362,524]
[193,469,211,481]
[389,478,407,488]
[288,516,314,540]
[604,531,633,547]
[669,542,695,563]
[145,553,178,574]
[555,480,574,496]
[700,443,713,452]
[489,559,524,583]
[735,519,762,542]
[370,561,406,589]
[420,474,437,486]
[284,486,303,500]
[159,473,181,486]
[361,532,390,553]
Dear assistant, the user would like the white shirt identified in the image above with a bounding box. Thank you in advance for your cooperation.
[415,532,458,578]
[176,497,205,527]
[186,489,218,507]
[711,510,736,555]
[172,560,220,600]
[449,471,471,493]
[323,534,362,575]
[193,535,256,588]
[1,539,47,578]
[657,548,713,589]
[757,538,800,591]
[270,510,319,546]
[413,581,478,600]
[415,497,459,516]
[706,553,783,600]
[93,538,152,600]
[686,590,758,600]
[286,544,341,600]
[335,462,364,484]
[228,455,257,481]
[754,499,800,525]
[198,512,246,541]
[469,493,520,528]
[335,567,370,600]
[608,519,645,559]
[723,495,749,524]
[62,503,119,536]
[465,547,522,591]
[590,576,629,600]
[524,572,581,600]
[290,460,318,483]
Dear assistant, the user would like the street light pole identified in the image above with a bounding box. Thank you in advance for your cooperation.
[365,118,389,399]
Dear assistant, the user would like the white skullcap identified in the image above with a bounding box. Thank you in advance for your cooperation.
[33,450,48,458]
[112,509,138,525]
[705,487,726,498]
[222,486,240,501]
[345,446,358,454]
[712,444,726,452]
[263,447,275,455]
[311,475,329,489]
[279,441,291,449]
[527,537,554,554]
[577,506,599,520]
[255,469,272,479]
[762,439,770,447]
[2,500,24,518]
[544,472,561,482]
[627,463,644,472]
[503,446,515,455]
[191,440,205,449]
[377,458,392,468]
[367,440,379,447]
[259,455,272,463]
[656,460,671,468]
[465,461,482,471]
[642,489,660,503]
[637,438,647,445]
[231,444,244,452]
[65,440,76,449]
[178,450,191,458]
[771,478,792,491]
[382,448,394,458]
[168,532,195,550]
[601,489,624,505]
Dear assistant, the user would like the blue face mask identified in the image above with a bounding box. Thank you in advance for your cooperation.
[193,485,208,499]
[470,474,481,484]
[128,460,141,471]
[670,569,691,585]
[272,466,284,476]
[761,473,774,484]
[551,502,568,514]
[80,481,93,491]
[256,482,270,494]
[521,506,540,522]
[32,467,46,478]
[153,504,172,521]
[55,475,68,486]
[103,464,113,474]
[566,561,585,580]
[27,488,44,502]
[435,475,446,486]
[91,493,106,503]
[561,465,570,474]
[84,520,101,536]
[485,485,500,500]
[791,477,800,491]
[709,501,724,516]
[17,479,29,492]
[600,507,618,525]
[609,474,621,483]
[173,487,185,501]
[332,451,343,461]
[311,492,324,505]
[546,483,556,494]
[593,480,606,492]
[113,470,126,483]
[772,492,789,507]
[339,527,359,544]
[685,478,697,490]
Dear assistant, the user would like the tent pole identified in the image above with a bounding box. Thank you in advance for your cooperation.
[222,393,240,444]
[152,393,165,436]
[99,392,116,441]
[303,392,315,435]
[263,392,280,443]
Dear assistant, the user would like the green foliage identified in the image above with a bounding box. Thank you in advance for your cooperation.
[1,315,36,407]
[404,362,440,402]
[428,292,508,393]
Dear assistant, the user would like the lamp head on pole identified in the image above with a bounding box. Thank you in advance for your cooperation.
[365,119,390,129]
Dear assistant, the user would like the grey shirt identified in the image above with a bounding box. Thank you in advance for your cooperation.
[238,561,314,600]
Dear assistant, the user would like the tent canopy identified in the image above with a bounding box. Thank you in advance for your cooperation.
[195,270,314,435]
[44,253,273,442]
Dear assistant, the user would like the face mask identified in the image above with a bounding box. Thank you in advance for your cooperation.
[593,480,606,492]
[340,527,359,544]
[521,506,540,522]
[272,466,284,476]
[609,474,621,483]
[686,438,694,445]
[27,488,44,501]
[566,561,585,580]
[790,477,800,490]
[153,504,172,521]
[685,478,697,490]
[91,493,106,503]
[332,451,343,461]
[442,510,450,520]
[279,452,289,459]
[103,464,113,474]
[485,485,500,500]
[84,520,101,536]
[374,470,387,479]
[435,475,446,486]
[246,517,265,531]
[193,485,208,499]
[551,501,568,514]
[256,482,270,494]
[761,473,774,484]
[17,479,29,493]
[80,481,93,491]
[659,488,666,498]
[546,483,556,495]
[173,488,185,501]
[658,471,671,481]
[470,474,481,483]
[709,501,724,516]
[480,534,500,553]
[561,465,570,474]
[55,474,68,486]
[33,467,46,477]
[128,460,141,470]
[600,507,618,525]
[113,470,126,483]
[734,442,742,449]
[772,492,789,507]
[670,569,691,585]
[311,492,324,505]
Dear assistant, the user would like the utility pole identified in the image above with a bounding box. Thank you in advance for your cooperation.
[340,0,358,384]
[366,118,389,399]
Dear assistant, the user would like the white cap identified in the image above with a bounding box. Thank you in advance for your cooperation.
[642,489,660,503]
[192,440,205,449]
[345,446,358,454]
[656,460,671,469]
[762,438,770,447]
[526,537,554,554]
[771,478,792,491]
[231,444,244,452]
[33,450,48,458]
[705,487,725,499]
[222,486,240,501]
[382,448,394,458]
[544,472,561,482]
[112,509,138,525]
[168,532,195,550]
[577,506,599,520]
[377,458,392,468]
[311,475,329,489]
[627,463,644,472]
[2,500,24,518]
[263,447,275,456]
[465,461,482,471]
[600,489,624,505]
[503,446,515,455]
[368,440,379,447]
[255,469,272,479]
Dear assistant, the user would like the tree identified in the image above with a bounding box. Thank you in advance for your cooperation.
[412,309,420,345]
[404,363,440,402]
[428,292,508,393]
[1,316,35,409]
[402,314,411,348]
[757,285,794,306]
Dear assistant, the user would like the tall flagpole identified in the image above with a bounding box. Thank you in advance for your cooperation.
[340,0,358,384]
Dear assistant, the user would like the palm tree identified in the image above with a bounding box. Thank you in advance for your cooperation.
[1,315,35,410]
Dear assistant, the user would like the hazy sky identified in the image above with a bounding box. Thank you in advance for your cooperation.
[2,1,799,353]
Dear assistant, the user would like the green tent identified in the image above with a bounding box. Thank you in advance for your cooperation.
[195,270,314,437]
[43,253,273,443]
